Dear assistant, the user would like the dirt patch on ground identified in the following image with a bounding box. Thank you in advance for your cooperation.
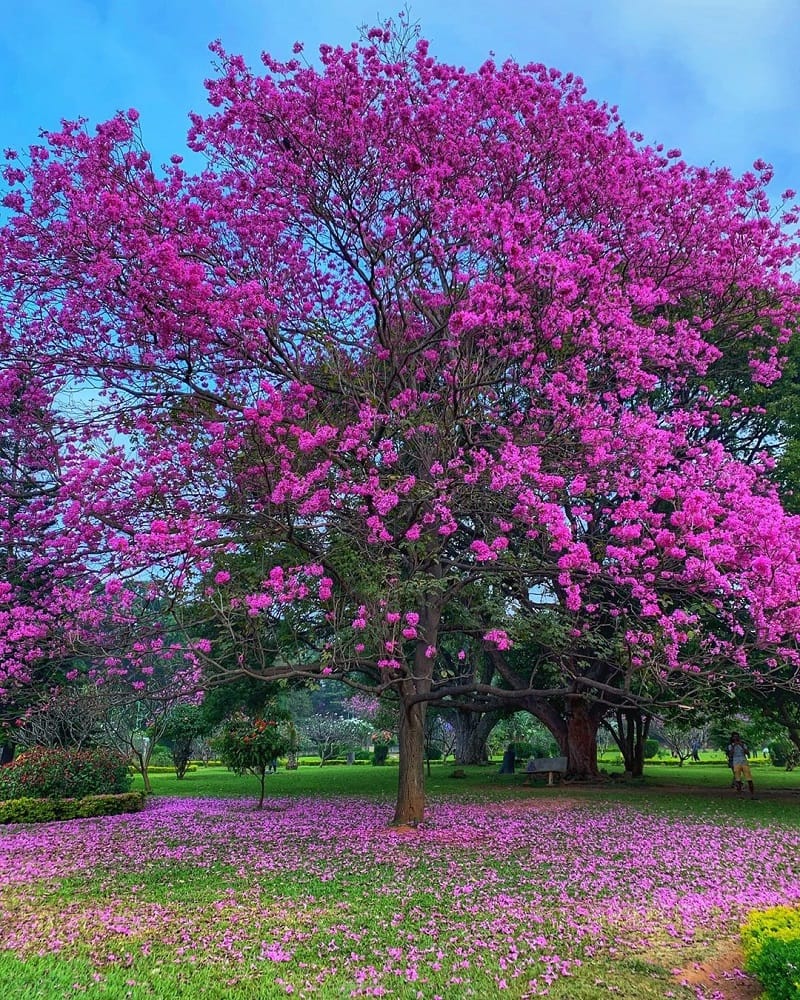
[675,943,761,999]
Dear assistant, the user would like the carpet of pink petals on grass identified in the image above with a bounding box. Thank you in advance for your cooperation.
[2,795,798,997]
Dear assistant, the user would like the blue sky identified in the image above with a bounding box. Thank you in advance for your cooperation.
[3,0,800,197]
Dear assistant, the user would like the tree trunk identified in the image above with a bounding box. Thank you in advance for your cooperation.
[133,750,152,794]
[257,769,266,810]
[391,606,440,827]
[453,709,495,765]
[393,697,427,826]
[606,709,650,777]
[0,741,15,766]
[565,699,601,779]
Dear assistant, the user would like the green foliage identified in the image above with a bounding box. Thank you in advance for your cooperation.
[162,703,208,778]
[200,676,279,728]
[296,757,371,766]
[644,739,660,760]
[488,714,558,759]
[742,906,800,999]
[742,906,800,954]
[148,745,174,767]
[372,744,389,766]
[747,939,800,1000]
[217,712,295,775]
[770,741,800,770]
[215,706,296,806]
[0,746,131,800]
[0,791,145,824]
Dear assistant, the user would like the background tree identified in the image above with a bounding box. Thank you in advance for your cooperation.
[297,714,371,764]
[601,708,653,778]
[162,703,208,778]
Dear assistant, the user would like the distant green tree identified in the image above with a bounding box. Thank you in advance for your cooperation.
[162,704,209,779]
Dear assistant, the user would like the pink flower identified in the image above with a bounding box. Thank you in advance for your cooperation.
[483,629,512,650]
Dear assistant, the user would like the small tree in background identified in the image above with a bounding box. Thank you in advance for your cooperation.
[162,703,208,779]
[298,715,371,764]
[216,708,296,808]
[652,721,708,767]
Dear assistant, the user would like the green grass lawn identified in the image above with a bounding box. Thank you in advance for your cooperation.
[2,759,799,998]
[134,753,800,815]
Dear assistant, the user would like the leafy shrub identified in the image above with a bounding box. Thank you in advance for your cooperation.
[0,746,131,800]
[746,936,800,999]
[769,742,800,770]
[530,736,560,759]
[372,744,389,766]
[148,745,174,767]
[644,739,660,760]
[0,792,145,824]
[294,757,370,766]
[742,905,800,999]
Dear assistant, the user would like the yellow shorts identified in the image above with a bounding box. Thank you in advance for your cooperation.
[734,763,752,781]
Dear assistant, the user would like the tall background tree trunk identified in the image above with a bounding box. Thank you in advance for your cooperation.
[605,709,651,777]
[453,709,495,765]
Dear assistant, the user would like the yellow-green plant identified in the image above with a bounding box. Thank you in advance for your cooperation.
[742,905,800,999]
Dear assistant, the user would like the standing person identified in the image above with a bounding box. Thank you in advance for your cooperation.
[727,733,755,798]
[725,733,736,788]
[498,744,516,775]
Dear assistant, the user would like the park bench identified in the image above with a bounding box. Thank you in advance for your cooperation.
[524,756,568,786]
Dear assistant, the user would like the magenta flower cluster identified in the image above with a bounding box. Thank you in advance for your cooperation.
[1,795,797,996]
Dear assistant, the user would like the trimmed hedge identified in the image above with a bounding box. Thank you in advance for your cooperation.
[0,746,131,800]
[295,757,377,767]
[742,905,800,999]
[136,765,198,774]
[0,792,146,825]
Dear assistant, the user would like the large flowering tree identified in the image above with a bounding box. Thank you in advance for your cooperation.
[2,25,800,823]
